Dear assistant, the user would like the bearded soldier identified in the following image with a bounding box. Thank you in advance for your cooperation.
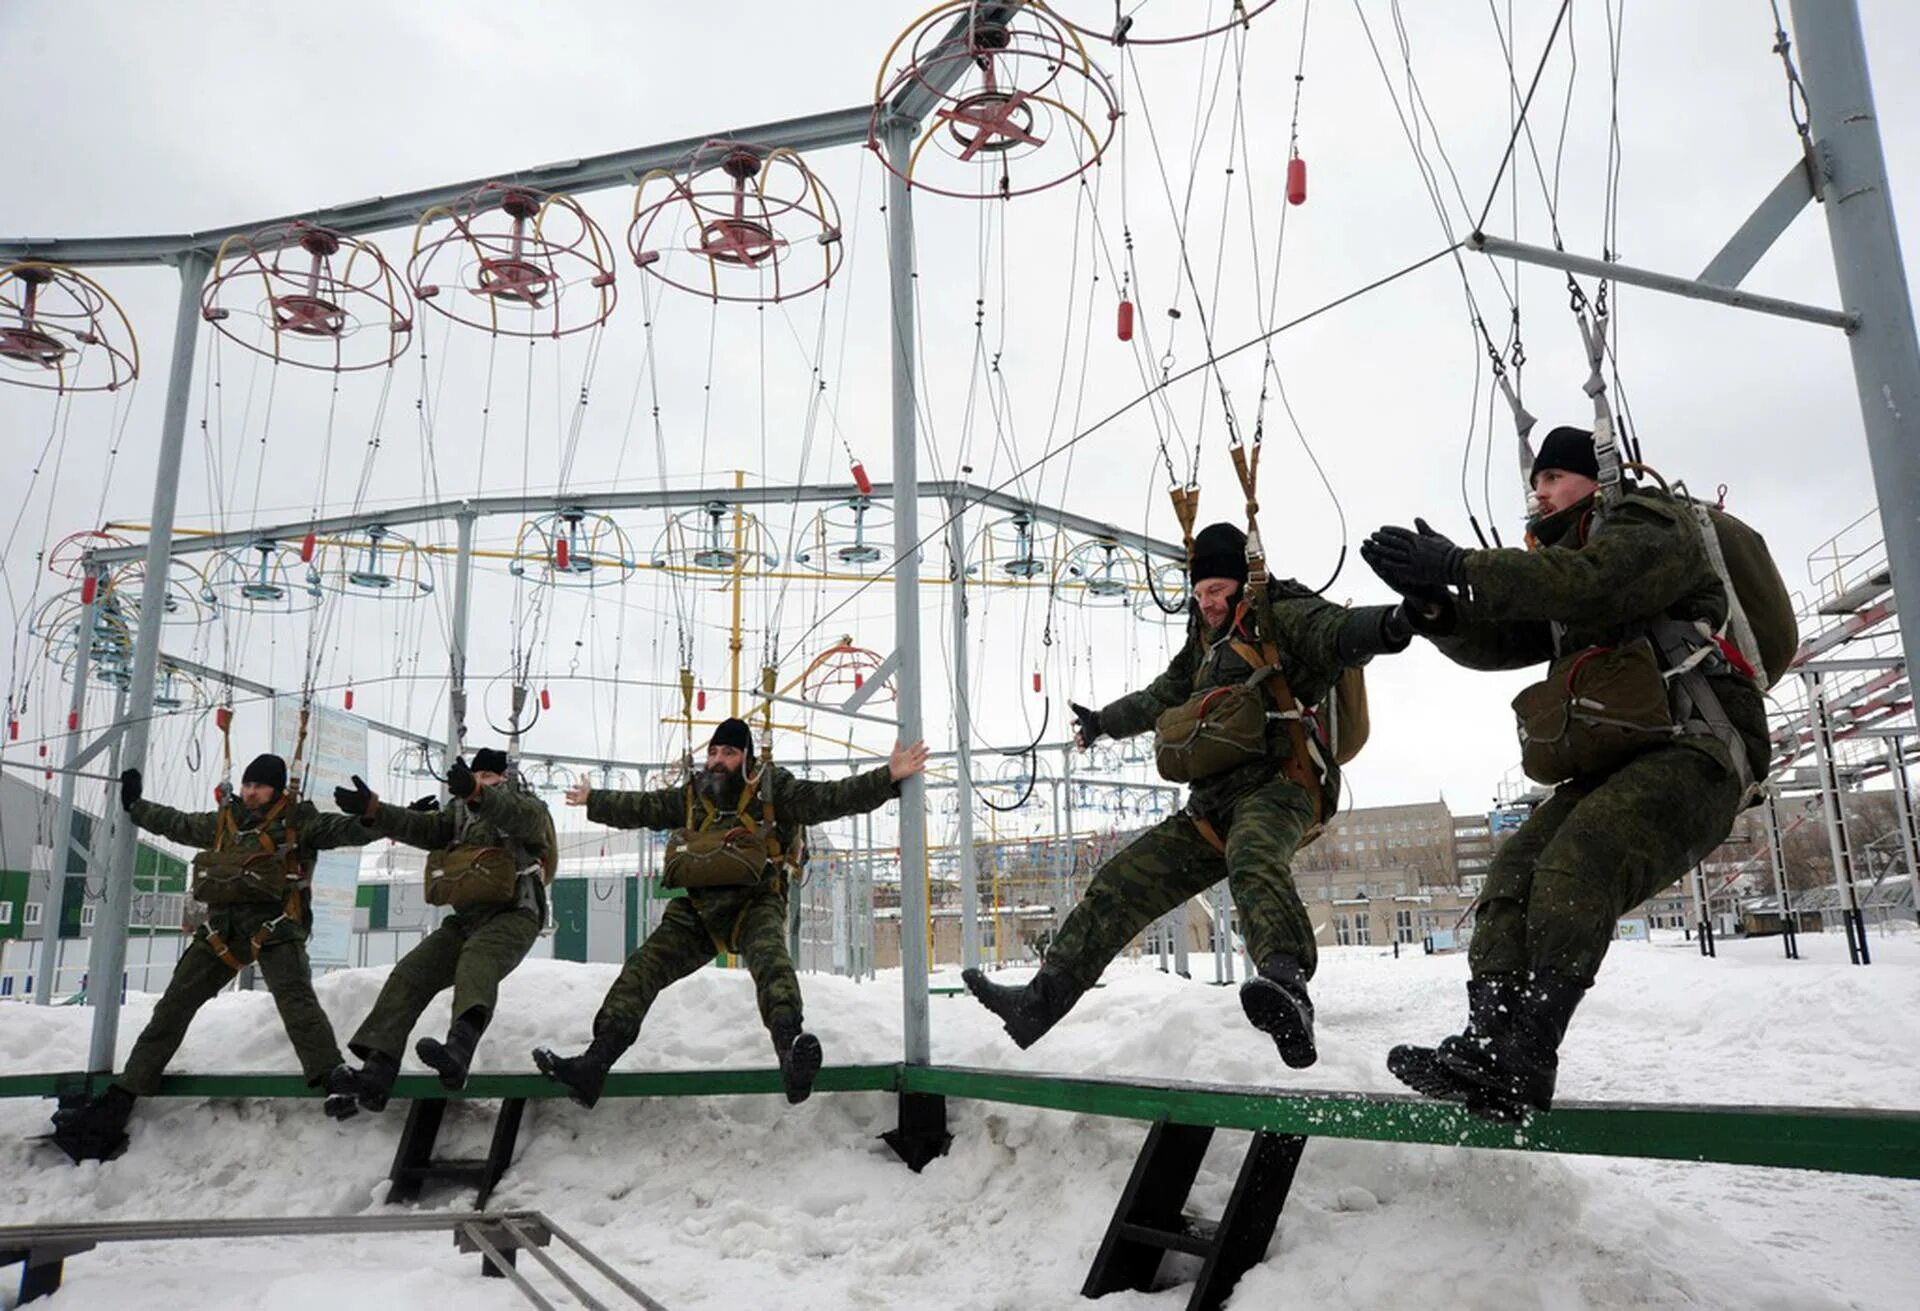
[1363,425,1775,1120]
[328,747,556,1110]
[48,754,378,1161]
[963,523,1413,1068]
[533,718,928,1107]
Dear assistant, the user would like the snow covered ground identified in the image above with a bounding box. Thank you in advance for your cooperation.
[3,929,1917,1309]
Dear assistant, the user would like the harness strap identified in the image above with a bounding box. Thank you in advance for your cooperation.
[1648,619,1757,800]
[1224,634,1325,829]
[203,887,303,972]
[1191,813,1227,855]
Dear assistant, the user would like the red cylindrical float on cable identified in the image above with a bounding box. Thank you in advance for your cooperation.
[80,575,98,605]
[852,461,873,495]
[7,719,17,741]
[216,706,232,732]
[38,743,48,758]
[67,712,78,731]
[1032,671,1042,693]
[1117,298,1135,341]
[1286,156,1307,206]
[555,538,570,570]
[344,687,355,710]
[300,531,318,563]
[696,689,707,712]
[540,687,551,710]
[854,672,865,691]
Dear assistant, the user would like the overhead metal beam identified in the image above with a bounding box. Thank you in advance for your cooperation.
[1469,232,1856,330]
[0,105,879,268]
[92,479,1182,566]
[1698,158,1819,289]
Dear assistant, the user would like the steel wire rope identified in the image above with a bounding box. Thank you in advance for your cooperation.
[778,243,1462,663]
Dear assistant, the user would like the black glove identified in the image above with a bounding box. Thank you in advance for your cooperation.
[406,794,440,812]
[334,774,375,816]
[446,756,477,801]
[119,767,142,812]
[1360,518,1468,595]
[1069,701,1104,749]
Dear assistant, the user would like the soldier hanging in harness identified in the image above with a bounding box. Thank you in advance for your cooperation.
[962,521,1415,1068]
[48,753,379,1162]
[533,717,928,1108]
[327,747,558,1112]
[1363,424,1788,1121]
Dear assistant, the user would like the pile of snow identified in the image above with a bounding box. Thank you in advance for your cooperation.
[3,930,1917,1309]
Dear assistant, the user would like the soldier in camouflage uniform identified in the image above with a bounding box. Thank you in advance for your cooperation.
[49,753,379,1161]
[533,718,927,1107]
[964,523,1414,1069]
[329,747,555,1109]
[1363,426,1770,1119]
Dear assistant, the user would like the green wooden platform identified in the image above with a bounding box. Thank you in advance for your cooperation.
[6,1064,1916,1181]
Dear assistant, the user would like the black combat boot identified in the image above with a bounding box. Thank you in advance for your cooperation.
[768,1011,824,1105]
[1437,971,1587,1122]
[48,1084,136,1163]
[1387,972,1523,1102]
[417,1008,488,1091]
[319,1065,361,1121]
[346,1050,402,1112]
[533,1033,626,1110]
[1239,955,1317,1069]
[962,962,1086,1050]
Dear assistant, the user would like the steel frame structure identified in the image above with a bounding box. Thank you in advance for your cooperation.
[2,2,1916,1089]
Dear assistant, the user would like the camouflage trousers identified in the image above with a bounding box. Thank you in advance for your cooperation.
[350,903,540,1060]
[594,877,798,1048]
[1046,774,1321,989]
[118,906,342,1096]
[1472,742,1743,984]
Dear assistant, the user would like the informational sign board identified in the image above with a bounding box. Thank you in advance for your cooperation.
[1426,929,1459,952]
[1615,917,1651,943]
[1489,806,1530,836]
[273,696,368,968]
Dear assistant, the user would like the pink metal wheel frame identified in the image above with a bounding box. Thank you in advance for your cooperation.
[0,262,140,393]
[628,140,844,305]
[409,182,618,339]
[869,1,1119,201]
[201,221,413,372]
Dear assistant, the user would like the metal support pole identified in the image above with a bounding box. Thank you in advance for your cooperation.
[36,561,104,1005]
[445,508,476,767]
[86,251,211,1071]
[883,117,930,1063]
[1762,788,1799,959]
[1062,745,1076,839]
[946,496,980,971]
[1790,0,1920,677]
[1804,670,1869,964]
[1883,735,1920,925]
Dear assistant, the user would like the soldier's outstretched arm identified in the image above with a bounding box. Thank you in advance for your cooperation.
[298,800,384,850]
[772,762,902,826]
[1408,598,1558,672]
[363,798,457,850]
[1462,501,1701,627]
[125,799,220,849]
[1097,633,1201,740]
[584,785,686,833]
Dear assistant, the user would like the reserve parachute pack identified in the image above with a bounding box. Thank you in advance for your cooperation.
[423,776,558,909]
[191,793,304,906]
[662,767,793,891]
[1687,495,1797,690]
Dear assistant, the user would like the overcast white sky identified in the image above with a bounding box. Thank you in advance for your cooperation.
[2,0,1916,847]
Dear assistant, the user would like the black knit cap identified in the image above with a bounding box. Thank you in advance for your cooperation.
[1530,425,1600,484]
[1188,522,1249,588]
[470,747,510,774]
[241,753,287,794]
[710,717,755,758]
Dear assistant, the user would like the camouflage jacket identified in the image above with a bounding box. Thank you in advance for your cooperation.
[129,795,375,871]
[586,762,898,865]
[364,780,554,866]
[1096,585,1359,818]
[1417,490,1770,775]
